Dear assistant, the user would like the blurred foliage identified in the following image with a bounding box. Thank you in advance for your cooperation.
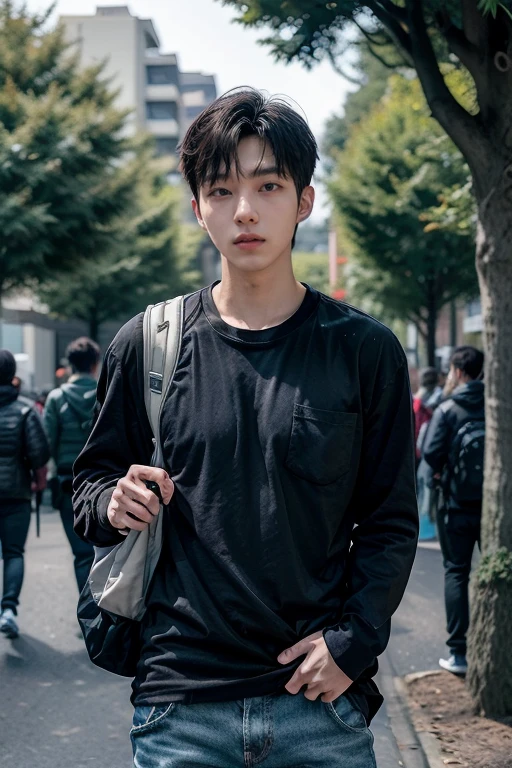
[0,1,134,296]
[38,150,200,340]
[220,0,511,68]
[329,74,478,362]
[294,222,329,252]
[292,250,330,294]
[322,44,398,170]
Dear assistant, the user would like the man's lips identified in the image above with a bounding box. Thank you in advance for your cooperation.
[233,235,266,250]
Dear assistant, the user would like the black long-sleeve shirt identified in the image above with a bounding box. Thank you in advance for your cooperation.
[73,284,418,718]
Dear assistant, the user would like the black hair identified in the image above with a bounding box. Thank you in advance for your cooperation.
[419,366,438,388]
[179,87,318,204]
[66,337,101,374]
[0,349,16,386]
[450,346,484,380]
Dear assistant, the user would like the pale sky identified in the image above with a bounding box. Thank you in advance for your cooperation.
[25,0,356,221]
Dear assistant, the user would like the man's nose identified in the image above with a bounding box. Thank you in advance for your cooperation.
[234,195,259,224]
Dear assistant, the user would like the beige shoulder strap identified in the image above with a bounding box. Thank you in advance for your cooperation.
[143,296,184,467]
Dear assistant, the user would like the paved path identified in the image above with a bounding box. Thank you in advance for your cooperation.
[388,542,446,678]
[0,514,447,767]
[0,511,133,768]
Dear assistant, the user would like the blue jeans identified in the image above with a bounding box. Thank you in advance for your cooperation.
[0,500,31,614]
[131,692,376,767]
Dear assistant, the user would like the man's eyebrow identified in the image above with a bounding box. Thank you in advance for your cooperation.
[203,165,286,186]
[204,171,228,186]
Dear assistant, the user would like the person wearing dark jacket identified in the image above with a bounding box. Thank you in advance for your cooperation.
[73,89,418,767]
[44,338,99,593]
[0,350,50,639]
[423,345,485,676]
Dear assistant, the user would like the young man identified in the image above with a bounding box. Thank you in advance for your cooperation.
[73,89,418,767]
[0,350,50,639]
[423,346,484,676]
[44,338,99,594]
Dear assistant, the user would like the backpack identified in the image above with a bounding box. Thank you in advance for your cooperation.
[60,386,95,435]
[413,397,433,460]
[448,418,485,504]
[77,295,184,676]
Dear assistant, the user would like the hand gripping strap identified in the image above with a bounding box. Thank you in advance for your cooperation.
[91,297,184,620]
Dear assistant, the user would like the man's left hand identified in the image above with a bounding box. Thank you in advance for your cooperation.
[277,631,353,703]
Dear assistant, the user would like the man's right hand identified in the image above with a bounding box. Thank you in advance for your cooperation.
[107,465,175,533]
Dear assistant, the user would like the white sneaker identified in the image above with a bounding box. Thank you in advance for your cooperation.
[439,654,467,675]
[0,609,19,639]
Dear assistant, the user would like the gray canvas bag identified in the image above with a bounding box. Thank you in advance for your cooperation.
[87,295,184,621]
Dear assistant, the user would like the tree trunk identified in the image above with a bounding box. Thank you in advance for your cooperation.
[88,309,100,343]
[0,280,3,349]
[426,291,437,367]
[467,185,512,716]
[450,300,457,349]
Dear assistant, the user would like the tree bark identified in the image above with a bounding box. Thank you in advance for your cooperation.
[88,309,100,343]
[467,174,512,716]
[426,288,437,367]
[450,300,457,349]
[0,280,3,349]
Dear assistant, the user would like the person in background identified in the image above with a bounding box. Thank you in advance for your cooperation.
[44,338,100,594]
[425,370,447,410]
[0,350,50,639]
[413,367,438,464]
[423,346,485,675]
[32,389,51,512]
[414,368,438,541]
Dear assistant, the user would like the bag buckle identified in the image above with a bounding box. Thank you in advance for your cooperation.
[149,371,163,394]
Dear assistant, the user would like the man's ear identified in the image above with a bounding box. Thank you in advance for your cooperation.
[296,186,315,225]
[192,198,207,230]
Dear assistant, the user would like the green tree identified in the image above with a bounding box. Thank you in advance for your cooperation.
[219,0,512,715]
[330,75,478,364]
[39,154,201,340]
[322,43,397,166]
[0,2,134,333]
[292,250,330,294]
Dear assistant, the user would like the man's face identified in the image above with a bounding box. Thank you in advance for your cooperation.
[192,135,314,275]
[448,364,464,386]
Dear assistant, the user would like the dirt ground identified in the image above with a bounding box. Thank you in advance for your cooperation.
[405,671,512,768]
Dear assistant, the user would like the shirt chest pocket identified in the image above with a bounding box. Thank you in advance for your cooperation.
[285,404,358,486]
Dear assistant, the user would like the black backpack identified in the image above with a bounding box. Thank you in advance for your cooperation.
[448,418,485,504]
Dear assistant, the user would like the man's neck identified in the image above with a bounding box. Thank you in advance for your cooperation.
[212,262,306,331]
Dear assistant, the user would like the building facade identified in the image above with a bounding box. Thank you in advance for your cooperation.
[59,5,217,166]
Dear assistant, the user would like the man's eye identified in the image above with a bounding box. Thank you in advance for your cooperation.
[210,188,231,197]
[262,183,279,192]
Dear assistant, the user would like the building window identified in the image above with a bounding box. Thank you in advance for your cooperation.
[466,298,482,318]
[146,65,179,86]
[146,101,178,120]
[155,137,178,157]
[185,105,204,120]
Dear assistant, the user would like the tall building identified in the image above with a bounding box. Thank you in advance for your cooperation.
[59,6,217,166]
[180,72,218,132]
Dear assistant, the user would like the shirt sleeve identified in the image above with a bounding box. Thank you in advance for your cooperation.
[43,393,60,462]
[323,333,419,682]
[422,406,451,474]
[72,313,154,546]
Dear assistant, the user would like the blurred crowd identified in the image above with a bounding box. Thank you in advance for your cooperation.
[0,338,100,640]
